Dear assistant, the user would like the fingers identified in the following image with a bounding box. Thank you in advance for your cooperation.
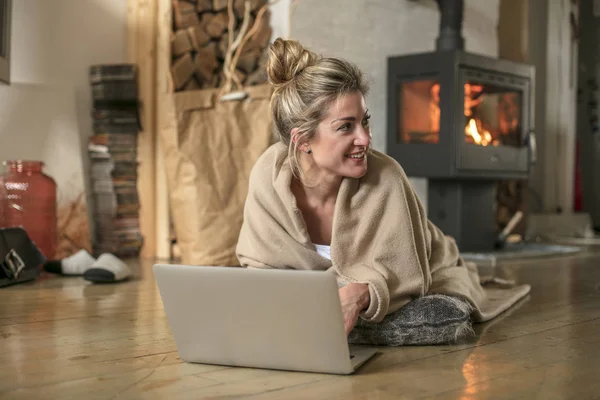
[345,320,352,336]
[343,312,358,336]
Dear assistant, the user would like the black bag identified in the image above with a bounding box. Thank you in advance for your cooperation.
[0,227,46,288]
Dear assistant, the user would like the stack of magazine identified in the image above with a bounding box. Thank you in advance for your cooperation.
[88,64,143,257]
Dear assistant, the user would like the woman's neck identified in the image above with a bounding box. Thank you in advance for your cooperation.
[293,170,342,208]
[294,153,343,206]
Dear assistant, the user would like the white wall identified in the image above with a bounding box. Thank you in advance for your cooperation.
[269,0,292,40]
[10,0,127,85]
[0,0,128,256]
[285,0,500,207]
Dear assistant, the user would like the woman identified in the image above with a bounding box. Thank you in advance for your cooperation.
[236,38,529,345]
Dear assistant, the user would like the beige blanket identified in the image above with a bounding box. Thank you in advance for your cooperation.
[236,143,530,323]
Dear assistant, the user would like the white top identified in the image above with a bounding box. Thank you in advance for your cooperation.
[314,244,331,261]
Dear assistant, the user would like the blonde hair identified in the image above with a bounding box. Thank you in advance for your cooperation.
[266,38,369,180]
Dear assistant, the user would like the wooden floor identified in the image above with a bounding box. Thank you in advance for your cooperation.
[1,247,599,400]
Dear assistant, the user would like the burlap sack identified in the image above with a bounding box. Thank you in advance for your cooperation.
[161,84,273,266]
[160,0,274,265]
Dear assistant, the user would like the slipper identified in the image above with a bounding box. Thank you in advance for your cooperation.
[83,253,132,283]
[43,249,96,276]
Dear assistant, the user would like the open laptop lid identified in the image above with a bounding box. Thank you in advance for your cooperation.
[153,265,356,374]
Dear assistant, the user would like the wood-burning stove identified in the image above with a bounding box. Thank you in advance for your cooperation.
[386,0,536,252]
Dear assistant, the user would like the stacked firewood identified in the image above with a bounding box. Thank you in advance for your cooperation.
[170,0,272,92]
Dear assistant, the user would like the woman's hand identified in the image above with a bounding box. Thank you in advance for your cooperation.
[338,283,370,336]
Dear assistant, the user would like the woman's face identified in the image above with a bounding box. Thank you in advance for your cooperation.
[303,91,371,180]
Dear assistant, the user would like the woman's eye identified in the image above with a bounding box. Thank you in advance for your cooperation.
[338,123,351,132]
[362,115,371,127]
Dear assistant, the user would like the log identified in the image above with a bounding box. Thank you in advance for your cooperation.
[173,0,200,29]
[202,74,220,89]
[233,0,245,19]
[194,42,219,82]
[213,0,228,11]
[198,42,219,70]
[183,76,202,90]
[236,48,260,74]
[202,12,230,39]
[171,29,193,57]
[171,53,195,89]
[196,0,212,12]
[186,25,211,49]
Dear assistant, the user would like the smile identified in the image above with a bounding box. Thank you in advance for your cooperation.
[345,151,365,159]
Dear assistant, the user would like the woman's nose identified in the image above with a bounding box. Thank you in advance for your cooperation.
[355,127,371,146]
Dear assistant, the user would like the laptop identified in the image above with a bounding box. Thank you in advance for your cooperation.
[153,264,377,375]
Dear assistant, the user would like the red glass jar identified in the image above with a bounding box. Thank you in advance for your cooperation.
[0,161,57,260]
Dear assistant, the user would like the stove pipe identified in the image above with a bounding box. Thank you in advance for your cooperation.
[435,0,465,51]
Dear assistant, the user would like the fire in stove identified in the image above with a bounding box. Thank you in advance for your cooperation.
[425,83,521,148]
[465,118,496,146]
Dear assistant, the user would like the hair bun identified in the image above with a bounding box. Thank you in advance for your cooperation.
[266,38,320,87]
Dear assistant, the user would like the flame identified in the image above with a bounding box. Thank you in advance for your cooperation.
[465,118,500,147]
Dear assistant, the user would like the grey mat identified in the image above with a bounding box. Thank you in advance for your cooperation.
[461,242,581,269]
[543,234,600,247]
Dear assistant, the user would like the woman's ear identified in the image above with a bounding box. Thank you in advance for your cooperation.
[291,128,309,150]
[290,128,310,152]
[290,128,300,145]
